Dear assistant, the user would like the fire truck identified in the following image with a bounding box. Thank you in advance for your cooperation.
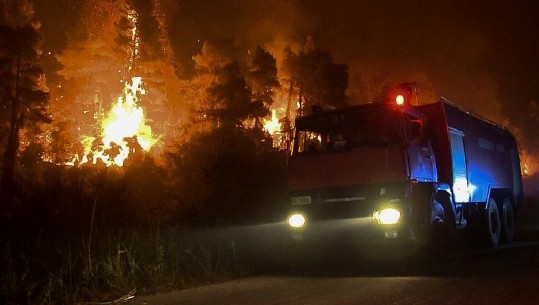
[286,93,523,256]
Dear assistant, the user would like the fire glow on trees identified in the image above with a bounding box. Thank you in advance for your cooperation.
[521,151,538,176]
[262,107,288,150]
[64,2,159,167]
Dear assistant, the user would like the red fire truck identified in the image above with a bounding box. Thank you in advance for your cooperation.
[286,93,523,256]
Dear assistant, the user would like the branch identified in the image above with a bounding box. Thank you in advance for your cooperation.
[82,289,137,305]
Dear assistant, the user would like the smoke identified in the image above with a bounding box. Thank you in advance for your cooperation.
[31,0,538,110]
[140,1,534,121]
[163,0,537,187]
[28,0,539,185]
[0,0,34,27]
[505,99,539,197]
[293,0,539,189]
[34,0,191,155]
[161,0,312,77]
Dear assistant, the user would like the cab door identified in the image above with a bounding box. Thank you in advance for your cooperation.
[406,118,437,182]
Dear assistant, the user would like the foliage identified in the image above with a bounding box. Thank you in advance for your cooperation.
[0,7,347,303]
[282,38,349,114]
[247,46,280,109]
[0,145,288,304]
[191,39,280,129]
[0,224,247,305]
[171,125,287,227]
[0,3,50,195]
[204,62,257,126]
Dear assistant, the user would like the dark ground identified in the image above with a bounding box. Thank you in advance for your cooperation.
[128,243,539,305]
[127,198,539,305]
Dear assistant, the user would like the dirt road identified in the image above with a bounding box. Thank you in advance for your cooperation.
[128,239,539,305]
[128,201,539,305]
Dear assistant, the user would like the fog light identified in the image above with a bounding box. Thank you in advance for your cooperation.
[384,230,399,238]
[288,213,306,228]
[373,208,401,225]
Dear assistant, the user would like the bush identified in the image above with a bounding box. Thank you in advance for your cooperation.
[1,125,289,304]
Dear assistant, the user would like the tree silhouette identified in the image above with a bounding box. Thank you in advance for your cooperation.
[246,47,280,127]
[193,39,278,129]
[282,38,348,116]
[205,61,253,127]
[0,20,50,195]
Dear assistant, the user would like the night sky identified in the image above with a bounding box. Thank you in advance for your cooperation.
[27,0,539,171]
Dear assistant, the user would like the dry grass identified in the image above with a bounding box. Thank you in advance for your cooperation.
[1,227,248,304]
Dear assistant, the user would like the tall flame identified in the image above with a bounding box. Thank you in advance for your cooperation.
[263,109,282,135]
[521,151,538,176]
[74,77,157,166]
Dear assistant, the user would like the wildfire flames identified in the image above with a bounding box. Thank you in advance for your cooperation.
[60,1,292,167]
[263,109,282,135]
[70,77,157,166]
[521,151,538,176]
[63,4,160,167]
[66,75,288,167]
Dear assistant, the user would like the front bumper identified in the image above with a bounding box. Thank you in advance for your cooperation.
[285,217,420,261]
[288,216,411,244]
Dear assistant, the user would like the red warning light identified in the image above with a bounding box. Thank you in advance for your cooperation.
[395,94,405,105]
[385,83,417,107]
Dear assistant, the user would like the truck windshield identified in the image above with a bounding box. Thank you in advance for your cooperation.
[294,107,404,155]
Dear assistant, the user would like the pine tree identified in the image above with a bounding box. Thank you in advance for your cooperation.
[282,38,349,116]
[0,2,50,195]
[247,47,280,126]
[193,39,279,129]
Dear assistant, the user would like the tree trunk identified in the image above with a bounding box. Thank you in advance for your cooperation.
[285,81,295,153]
[1,58,21,196]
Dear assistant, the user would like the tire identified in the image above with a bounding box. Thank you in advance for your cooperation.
[485,197,501,248]
[427,198,453,262]
[431,199,446,225]
[501,198,516,244]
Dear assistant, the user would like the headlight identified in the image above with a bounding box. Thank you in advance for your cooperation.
[288,213,306,228]
[373,208,401,225]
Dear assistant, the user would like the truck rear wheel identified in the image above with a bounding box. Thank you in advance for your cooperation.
[485,198,501,247]
[501,198,515,243]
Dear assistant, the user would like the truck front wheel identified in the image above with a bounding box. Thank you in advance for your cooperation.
[485,198,501,248]
[426,196,454,262]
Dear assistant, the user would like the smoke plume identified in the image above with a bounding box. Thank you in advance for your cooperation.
[30,0,539,187]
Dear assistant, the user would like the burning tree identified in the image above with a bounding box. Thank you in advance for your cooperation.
[247,47,280,124]
[46,0,184,166]
[282,37,349,116]
[0,1,50,194]
[164,39,286,225]
[192,39,280,132]
[73,76,158,166]
[205,61,258,127]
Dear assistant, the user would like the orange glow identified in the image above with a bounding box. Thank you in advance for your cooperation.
[62,5,162,167]
[127,8,139,71]
[521,151,538,176]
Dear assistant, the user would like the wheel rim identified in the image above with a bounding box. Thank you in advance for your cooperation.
[502,199,515,242]
[489,210,499,234]
[487,198,501,247]
[431,200,445,224]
